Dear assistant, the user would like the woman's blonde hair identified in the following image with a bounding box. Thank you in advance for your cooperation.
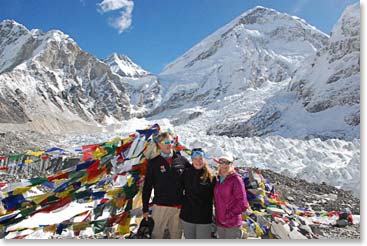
[201,159,215,182]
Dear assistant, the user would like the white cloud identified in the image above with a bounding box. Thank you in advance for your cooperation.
[290,0,310,14]
[97,0,134,33]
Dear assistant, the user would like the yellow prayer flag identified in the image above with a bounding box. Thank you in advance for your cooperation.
[43,224,57,233]
[242,214,249,220]
[242,227,248,239]
[117,217,131,236]
[29,151,45,157]
[55,187,73,199]
[30,192,53,204]
[107,188,123,197]
[254,222,264,237]
[13,186,32,195]
[25,159,33,164]
[267,198,279,204]
[80,176,87,184]
[113,197,126,209]
[91,147,107,160]
[127,176,133,187]
[0,203,6,216]
[73,221,90,231]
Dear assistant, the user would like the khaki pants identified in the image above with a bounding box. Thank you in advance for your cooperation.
[151,205,182,239]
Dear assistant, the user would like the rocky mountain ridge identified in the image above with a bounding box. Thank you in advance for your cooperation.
[0,20,160,133]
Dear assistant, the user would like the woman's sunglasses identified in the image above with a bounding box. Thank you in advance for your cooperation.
[218,159,232,165]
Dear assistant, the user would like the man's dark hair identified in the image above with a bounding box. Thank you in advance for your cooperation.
[156,132,172,143]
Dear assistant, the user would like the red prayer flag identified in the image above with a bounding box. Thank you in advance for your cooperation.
[33,196,72,215]
[82,144,99,161]
[116,142,133,155]
[48,172,69,182]
[0,182,7,189]
[12,234,29,239]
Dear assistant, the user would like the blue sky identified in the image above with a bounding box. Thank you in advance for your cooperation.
[0,0,360,74]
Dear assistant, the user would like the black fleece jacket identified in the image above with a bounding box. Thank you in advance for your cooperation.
[142,152,190,213]
[180,165,216,224]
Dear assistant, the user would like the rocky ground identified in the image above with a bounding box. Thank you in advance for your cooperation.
[249,168,360,239]
[0,130,60,154]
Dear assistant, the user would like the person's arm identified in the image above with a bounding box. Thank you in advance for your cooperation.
[228,175,248,216]
[142,160,154,215]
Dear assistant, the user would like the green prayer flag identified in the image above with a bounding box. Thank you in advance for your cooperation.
[92,219,107,234]
[125,199,132,212]
[42,195,59,206]
[29,177,48,186]
[74,190,92,200]
[3,216,26,227]
[123,183,137,199]
[9,154,23,161]
[20,205,37,217]
[68,170,86,182]
[93,204,105,220]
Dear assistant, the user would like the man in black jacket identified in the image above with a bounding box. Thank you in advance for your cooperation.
[142,132,190,239]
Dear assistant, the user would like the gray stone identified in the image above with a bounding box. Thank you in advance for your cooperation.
[271,221,291,239]
[266,207,285,215]
[335,219,349,227]
[288,229,308,239]
[287,196,295,202]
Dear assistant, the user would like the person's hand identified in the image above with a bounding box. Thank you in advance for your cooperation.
[143,212,150,220]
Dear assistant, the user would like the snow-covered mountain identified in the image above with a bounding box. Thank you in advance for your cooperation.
[0,20,160,133]
[290,3,360,115]
[122,75,162,117]
[208,3,360,140]
[103,53,149,78]
[102,52,162,117]
[156,6,328,113]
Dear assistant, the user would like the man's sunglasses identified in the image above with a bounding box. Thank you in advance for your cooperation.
[218,159,232,165]
[160,139,175,145]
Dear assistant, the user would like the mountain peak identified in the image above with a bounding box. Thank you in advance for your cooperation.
[103,53,149,77]
[0,19,30,35]
[242,5,277,16]
[161,5,328,87]
[237,5,315,31]
[0,19,25,27]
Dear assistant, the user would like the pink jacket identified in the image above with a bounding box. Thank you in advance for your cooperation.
[214,172,249,228]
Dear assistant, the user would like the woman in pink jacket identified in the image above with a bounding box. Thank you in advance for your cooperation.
[214,152,249,239]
